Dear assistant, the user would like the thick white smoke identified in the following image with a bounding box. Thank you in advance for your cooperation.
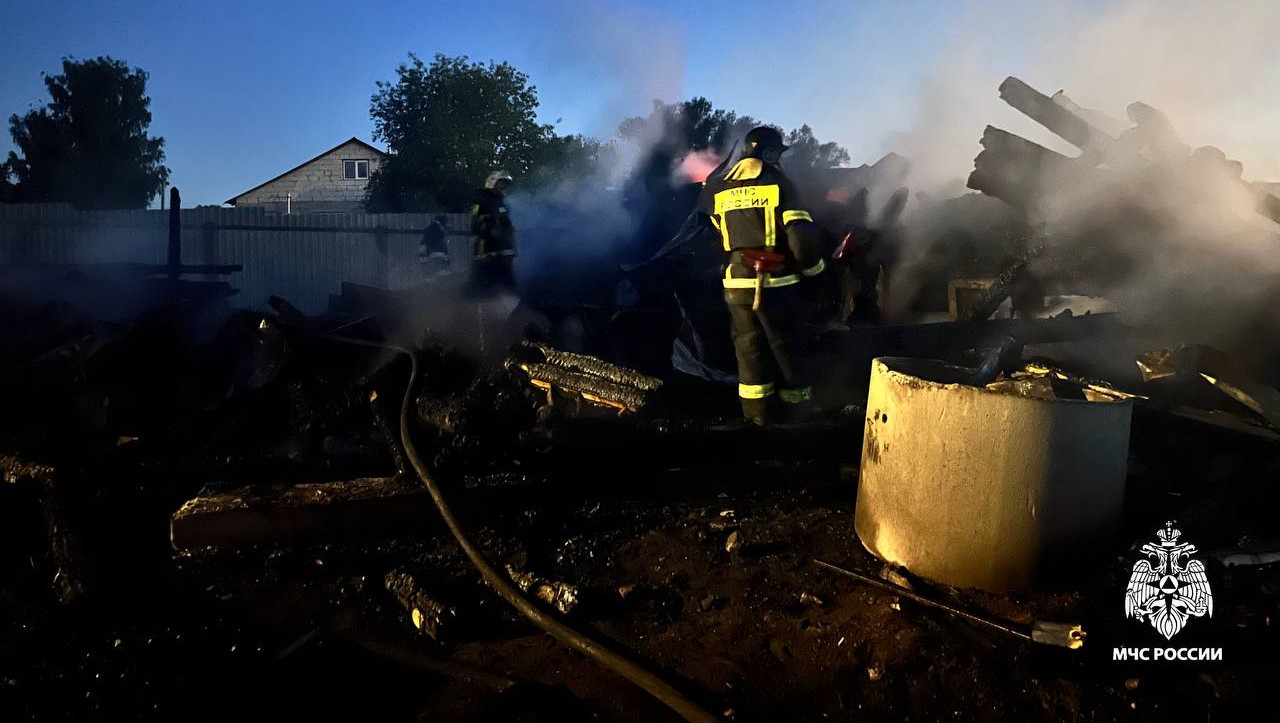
[882,0,1280,194]
[446,0,1280,364]
[860,0,1280,359]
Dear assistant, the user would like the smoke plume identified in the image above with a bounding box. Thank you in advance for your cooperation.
[871,0,1280,361]
[871,0,1280,193]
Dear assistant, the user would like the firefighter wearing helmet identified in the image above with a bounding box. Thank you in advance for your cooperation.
[469,170,516,293]
[698,126,825,425]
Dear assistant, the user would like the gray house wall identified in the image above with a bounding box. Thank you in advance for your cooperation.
[230,139,386,213]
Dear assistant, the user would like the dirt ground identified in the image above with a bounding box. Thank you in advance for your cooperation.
[3,451,1275,721]
[1,308,1276,722]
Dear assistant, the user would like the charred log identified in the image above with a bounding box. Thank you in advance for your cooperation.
[506,345,663,415]
[1,455,87,604]
[1259,193,1280,225]
[998,77,1114,151]
[967,127,1079,217]
[526,343,663,392]
[384,568,460,641]
[368,389,408,476]
[169,477,437,551]
[959,239,1048,322]
[512,362,651,414]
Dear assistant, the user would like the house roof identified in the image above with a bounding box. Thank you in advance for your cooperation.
[225,137,387,205]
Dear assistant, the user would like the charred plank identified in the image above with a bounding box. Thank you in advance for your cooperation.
[170,477,436,552]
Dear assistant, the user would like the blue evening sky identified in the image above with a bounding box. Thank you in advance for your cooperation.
[2,0,1125,205]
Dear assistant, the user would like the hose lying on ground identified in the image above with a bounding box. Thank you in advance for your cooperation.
[329,336,718,723]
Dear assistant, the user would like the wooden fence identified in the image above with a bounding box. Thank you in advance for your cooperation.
[0,203,471,313]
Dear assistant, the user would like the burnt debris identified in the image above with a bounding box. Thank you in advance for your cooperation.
[3,78,1279,723]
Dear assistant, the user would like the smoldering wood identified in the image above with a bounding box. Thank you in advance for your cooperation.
[879,187,910,228]
[998,77,1114,151]
[503,344,665,416]
[1048,91,1130,138]
[527,344,663,392]
[1136,345,1280,428]
[984,77,1280,229]
[0,452,56,485]
[369,390,409,477]
[1258,193,1280,225]
[967,127,1079,217]
[505,564,580,615]
[169,477,438,551]
[822,312,1125,369]
[2,455,88,604]
[267,295,313,329]
[958,239,1048,322]
[416,395,461,435]
[384,568,460,641]
[969,79,1279,319]
[35,474,87,604]
[527,362,648,412]
[511,362,653,414]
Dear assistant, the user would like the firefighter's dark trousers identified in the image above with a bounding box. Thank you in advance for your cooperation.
[469,253,516,297]
[724,285,813,424]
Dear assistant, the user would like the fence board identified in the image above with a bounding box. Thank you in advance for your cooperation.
[0,203,471,314]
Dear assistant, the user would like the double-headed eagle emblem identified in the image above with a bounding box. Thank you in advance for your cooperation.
[1124,521,1213,640]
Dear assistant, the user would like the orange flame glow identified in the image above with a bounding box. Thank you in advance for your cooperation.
[679,149,723,184]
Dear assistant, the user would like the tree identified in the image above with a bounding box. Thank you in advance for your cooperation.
[5,57,168,209]
[618,97,759,156]
[366,53,602,212]
[618,97,849,171]
[783,124,851,171]
[0,167,13,203]
[526,133,618,189]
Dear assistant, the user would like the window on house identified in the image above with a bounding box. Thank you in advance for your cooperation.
[343,159,369,180]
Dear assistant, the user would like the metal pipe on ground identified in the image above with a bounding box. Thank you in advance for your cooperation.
[813,559,1085,649]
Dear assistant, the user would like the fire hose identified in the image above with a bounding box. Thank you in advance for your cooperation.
[328,335,718,723]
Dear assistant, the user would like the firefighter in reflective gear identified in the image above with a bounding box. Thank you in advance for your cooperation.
[418,214,451,278]
[699,126,825,424]
[469,170,516,294]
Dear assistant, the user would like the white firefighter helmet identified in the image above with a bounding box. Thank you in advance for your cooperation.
[484,170,514,189]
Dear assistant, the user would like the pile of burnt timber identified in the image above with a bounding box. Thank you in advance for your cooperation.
[1133,344,1280,437]
[957,75,1280,342]
[932,100,1280,453]
[820,308,1124,379]
[970,76,1280,226]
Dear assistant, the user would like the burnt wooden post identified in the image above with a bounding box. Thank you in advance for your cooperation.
[168,187,181,283]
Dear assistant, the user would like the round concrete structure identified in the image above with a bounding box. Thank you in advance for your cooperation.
[854,357,1132,591]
